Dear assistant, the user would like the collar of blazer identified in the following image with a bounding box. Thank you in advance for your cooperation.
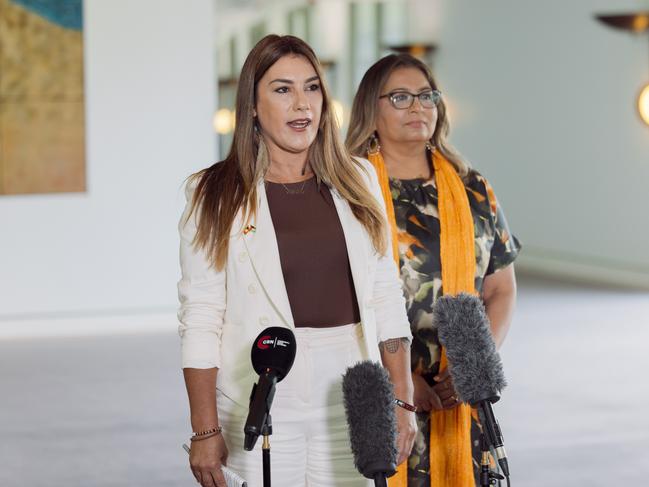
[241,179,370,328]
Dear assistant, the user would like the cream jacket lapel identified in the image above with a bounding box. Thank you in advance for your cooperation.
[241,180,295,328]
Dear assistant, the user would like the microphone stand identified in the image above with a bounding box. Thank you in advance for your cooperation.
[478,399,511,485]
[262,413,272,487]
[244,373,276,487]
[479,433,504,487]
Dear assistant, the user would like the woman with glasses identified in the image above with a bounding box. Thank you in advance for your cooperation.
[347,54,521,487]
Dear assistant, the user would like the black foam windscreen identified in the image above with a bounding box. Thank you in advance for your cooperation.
[433,293,507,405]
[250,327,296,381]
[342,361,398,480]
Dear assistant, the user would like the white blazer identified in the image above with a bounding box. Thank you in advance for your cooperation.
[177,158,411,406]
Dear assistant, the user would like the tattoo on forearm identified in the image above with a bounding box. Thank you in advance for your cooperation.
[379,337,411,354]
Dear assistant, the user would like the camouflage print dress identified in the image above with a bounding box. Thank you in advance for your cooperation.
[389,167,521,486]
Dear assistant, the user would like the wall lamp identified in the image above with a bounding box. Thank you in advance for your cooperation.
[596,12,649,126]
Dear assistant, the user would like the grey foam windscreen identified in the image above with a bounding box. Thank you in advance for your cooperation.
[433,293,507,404]
[342,360,398,479]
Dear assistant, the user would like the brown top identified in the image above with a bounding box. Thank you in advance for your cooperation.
[265,176,361,328]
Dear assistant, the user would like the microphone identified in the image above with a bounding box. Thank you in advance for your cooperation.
[243,327,296,451]
[342,361,398,487]
[433,293,510,478]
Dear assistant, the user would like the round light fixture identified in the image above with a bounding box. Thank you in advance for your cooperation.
[638,83,649,126]
[213,108,235,134]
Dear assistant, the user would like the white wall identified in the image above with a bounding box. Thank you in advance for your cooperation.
[216,0,649,288]
[430,0,649,287]
[3,0,648,338]
[0,0,216,335]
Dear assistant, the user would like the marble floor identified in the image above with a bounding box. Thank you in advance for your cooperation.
[1,276,647,486]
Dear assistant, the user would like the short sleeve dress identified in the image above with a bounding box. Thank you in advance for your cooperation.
[389,167,521,486]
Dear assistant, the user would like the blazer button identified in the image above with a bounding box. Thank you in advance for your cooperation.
[238,251,247,263]
[248,284,257,294]
[259,316,269,326]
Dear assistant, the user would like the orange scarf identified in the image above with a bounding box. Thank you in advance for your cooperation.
[368,150,477,487]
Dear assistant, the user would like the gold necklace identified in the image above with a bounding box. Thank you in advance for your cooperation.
[280,180,307,195]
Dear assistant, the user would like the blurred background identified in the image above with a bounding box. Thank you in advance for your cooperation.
[1,0,648,485]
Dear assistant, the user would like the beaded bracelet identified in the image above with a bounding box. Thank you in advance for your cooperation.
[190,430,220,442]
[190,425,223,442]
[394,398,417,413]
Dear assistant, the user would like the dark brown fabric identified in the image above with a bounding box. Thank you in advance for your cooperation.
[265,176,360,328]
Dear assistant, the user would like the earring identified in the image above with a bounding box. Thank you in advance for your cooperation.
[367,133,381,155]
[425,141,435,152]
[256,135,266,159]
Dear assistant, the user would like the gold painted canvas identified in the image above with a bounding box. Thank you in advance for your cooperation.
[0,0,85,195]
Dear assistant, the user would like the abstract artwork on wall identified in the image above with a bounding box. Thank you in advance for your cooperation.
[0,0,85,195]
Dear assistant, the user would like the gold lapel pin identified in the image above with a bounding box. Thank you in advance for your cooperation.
[243,224,256,235]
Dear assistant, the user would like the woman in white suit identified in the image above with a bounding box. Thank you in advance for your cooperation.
[178,35,416,487]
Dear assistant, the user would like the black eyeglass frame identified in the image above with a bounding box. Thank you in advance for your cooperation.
[378,90,442,110]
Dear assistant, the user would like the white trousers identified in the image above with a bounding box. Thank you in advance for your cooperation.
[217,323,372,487]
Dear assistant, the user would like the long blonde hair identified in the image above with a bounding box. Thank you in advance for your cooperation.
[346,53,470,178]
[186,35,386,270]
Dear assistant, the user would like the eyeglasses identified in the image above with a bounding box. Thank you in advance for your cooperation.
[379,90,442,110]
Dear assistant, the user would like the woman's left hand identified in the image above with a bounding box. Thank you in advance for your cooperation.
[432,369,462,410]
[394,405,417,466]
